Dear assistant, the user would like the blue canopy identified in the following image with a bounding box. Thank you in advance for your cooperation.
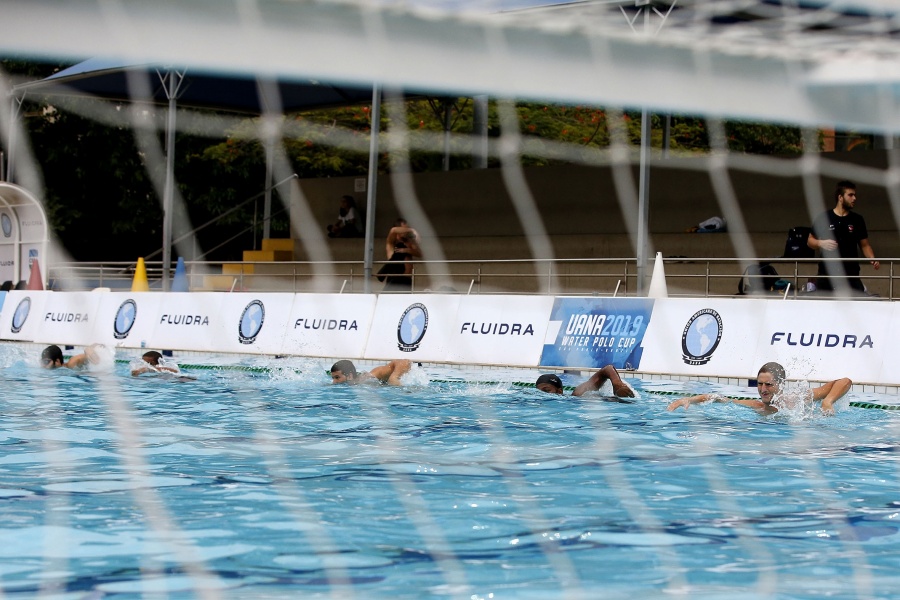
[18,57,377,113]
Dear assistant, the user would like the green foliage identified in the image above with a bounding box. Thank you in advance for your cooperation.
[725,121,803,155]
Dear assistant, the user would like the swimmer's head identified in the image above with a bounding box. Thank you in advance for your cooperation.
[41,345,64,369]
[142,351,163,366]
[535,374,564,395]
[756,362,786,404]
[331,360,358,384]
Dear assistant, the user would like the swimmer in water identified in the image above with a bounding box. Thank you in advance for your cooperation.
[41,344,107,370]
[666,361,851,415]
[330,359,411,386]
[534,365,635,400]
[130,351,181,376]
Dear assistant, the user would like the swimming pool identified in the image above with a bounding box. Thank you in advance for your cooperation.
[2,346,900,598]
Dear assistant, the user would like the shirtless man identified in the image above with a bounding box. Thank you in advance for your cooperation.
[535,365,635,399]
[385,219,421,260]
[666,361,851,415]
[330,359,412,386]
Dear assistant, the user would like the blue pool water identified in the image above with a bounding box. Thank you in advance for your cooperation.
[1,346,900,598]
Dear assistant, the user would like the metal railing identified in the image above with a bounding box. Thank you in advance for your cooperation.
[45,256,898,300]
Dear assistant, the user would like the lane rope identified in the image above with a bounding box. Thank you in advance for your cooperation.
[107,360,899,410]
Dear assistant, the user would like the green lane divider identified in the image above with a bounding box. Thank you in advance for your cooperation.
[848,401,900,410]
[113,359,284,374]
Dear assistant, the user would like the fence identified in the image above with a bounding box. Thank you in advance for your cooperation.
[45,257,897,300]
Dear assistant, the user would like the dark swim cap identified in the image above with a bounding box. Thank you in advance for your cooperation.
[535,374,563,390]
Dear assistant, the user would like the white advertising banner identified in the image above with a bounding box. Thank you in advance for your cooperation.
[451,295,553,366]
[17,203,45,243]
[364,294,462,362]
[31,292,103,346]
[638,298,768,379]
[0,290,49,342]
[877,303,900,386]
[213,293,295,355]
[147,293,227,353]
[282,293,377,359]
[756,300,889,385]
[89,292,164,350]
[0,207,16,284]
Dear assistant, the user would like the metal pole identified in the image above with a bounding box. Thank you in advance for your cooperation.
[473,95,489,169]
[363,85,381,294]
[662,114,671,158]
[443,101,452,171]
[6,95,24,183]
[162,79,177,292]
[263,136,274,241]
[636,107,651,295]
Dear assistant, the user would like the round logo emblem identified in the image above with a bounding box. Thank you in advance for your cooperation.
[238,300,265,344]
[11,297,31,334]
[681,308,723,366]
[0,214,11,238]
[397,303,428,352]
[113,299,137,340]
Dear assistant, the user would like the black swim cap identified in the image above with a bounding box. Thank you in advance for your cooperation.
[535,374,563,390]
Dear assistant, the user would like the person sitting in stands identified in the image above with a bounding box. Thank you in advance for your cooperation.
[534,365,635,399]
[330,359,411,386]
[41,344,106,370]
[666,361,851,416]
[327,195,363,238]
[131,351,181,377]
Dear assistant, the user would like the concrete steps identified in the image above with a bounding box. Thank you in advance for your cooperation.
[197,238,295,291]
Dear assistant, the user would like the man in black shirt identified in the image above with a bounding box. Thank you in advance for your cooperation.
[808,180,879,293]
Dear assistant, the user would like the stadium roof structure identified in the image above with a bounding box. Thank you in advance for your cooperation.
[2,0,900,133]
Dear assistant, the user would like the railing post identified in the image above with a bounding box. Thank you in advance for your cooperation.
[706,261,710,297]
[547,261,552,295]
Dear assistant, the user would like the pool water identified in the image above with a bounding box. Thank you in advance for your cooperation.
[1,346,900,599]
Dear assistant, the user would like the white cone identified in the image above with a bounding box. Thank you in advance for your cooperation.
[647,252,668,298]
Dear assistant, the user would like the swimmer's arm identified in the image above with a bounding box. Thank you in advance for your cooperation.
[369,359,412,385]
[131,365,152,376]
[731,398,770,412]
[813,377,852,414]
[667,394,717,410]
[573,365,634,398]
[65,353,88,369]
[131,365,179,376]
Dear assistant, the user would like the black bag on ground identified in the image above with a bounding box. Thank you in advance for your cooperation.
[738,262,779,295]
[783,226,814,259]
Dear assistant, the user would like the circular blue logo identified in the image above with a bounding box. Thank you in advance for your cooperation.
[11,297,31,334]
[397,303,428,352]
[113,299,137,339]
[0,214,11,238]
[238,300,265,344]
[681,309,723,366]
